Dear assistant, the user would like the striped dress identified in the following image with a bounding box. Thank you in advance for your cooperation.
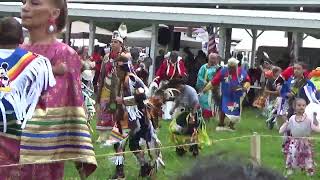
[0,41,97,180]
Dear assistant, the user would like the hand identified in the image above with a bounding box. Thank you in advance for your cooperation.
[116,97,123,104]
[286,93,294,98]
[243,82,251,91]
[53,62,67,75]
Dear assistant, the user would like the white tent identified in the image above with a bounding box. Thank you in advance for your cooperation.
[234,31,320,51]
[126,27,202,49]
[57,38,107,47]
[68,21,112,35]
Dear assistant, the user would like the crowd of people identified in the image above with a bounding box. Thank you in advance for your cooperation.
[0,0,320,179]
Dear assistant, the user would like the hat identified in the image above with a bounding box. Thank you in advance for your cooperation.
[112,31,124,43]
[227,57,239,67]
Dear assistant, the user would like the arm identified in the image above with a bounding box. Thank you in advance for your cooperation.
[264,89,280,96]
[179,59,188,77]
[203,69,222,93]
[311,113,320,132]
[279,121,289,134]
[197,65,206,84]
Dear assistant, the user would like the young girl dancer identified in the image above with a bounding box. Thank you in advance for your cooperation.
[279,98,320,177]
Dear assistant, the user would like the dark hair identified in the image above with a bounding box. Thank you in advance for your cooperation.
[293,98,307,108]
[167,78,187,88]
[0,17,23,45]
[237,53,243,61]
[177,154,286,180]
[52,0,68,32]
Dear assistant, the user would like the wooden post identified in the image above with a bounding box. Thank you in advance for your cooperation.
[168,25,175,51]
[65,20,72,46]
[149,23,159,84]
[88,20,96,56]
[186,26,193,37]
[250,29,257,68]
[218,27,226,60]
[292,32,303,63]
[251,132,261,166]
[225,28,232,61]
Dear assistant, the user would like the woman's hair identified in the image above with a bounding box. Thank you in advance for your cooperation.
[0,17,23,45]
[51,0,68,32]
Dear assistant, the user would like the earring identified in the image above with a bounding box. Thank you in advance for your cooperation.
[48,19,55,33]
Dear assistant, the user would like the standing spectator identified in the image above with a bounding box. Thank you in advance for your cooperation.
[92,45,103,92]
[183,47,197,87]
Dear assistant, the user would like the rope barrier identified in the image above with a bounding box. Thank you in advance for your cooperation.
[1,134,319,168]
[0,135,252,168]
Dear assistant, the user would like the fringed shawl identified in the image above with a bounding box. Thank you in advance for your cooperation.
[0,48,55,132]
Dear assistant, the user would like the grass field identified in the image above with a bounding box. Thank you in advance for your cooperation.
[64,108,320,180]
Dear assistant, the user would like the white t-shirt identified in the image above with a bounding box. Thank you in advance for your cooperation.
[0,49,15,59]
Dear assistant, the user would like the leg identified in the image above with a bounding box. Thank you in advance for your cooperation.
[216,111,226,131]
[218,111,226,127]
[129,131,153,177]
[111,142,125,179]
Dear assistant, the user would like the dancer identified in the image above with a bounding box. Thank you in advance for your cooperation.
[196,52,220,120]
[108,55,163,179]
[264,66,282,129]
[19,0,97,178]
[203,58,250,131]
[150,51,187,120]
[96,30,128,140]
[168,78,210,157]
[279,98,320,177]
[309,67,320,100]
[280,62,318,120]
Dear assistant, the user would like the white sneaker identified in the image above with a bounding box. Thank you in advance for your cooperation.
[216,126,232,131]
[215,126,226,131]
[285,169,293,177]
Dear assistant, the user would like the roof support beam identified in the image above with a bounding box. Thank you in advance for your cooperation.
[68,0,320,7]
[0,2,319,33]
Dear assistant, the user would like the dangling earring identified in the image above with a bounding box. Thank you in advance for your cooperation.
[48,19,55,33]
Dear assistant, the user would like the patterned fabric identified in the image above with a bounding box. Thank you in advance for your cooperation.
[169,110,210,147]
[153,58,187,85]
[0,41,98,179]
[283,137,314,173]
[0,48,55,132]
[197,64,220,118]
[96,51,120,131]
[212,67,249,121]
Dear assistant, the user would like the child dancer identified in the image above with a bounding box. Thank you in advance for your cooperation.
[279,98,320,177]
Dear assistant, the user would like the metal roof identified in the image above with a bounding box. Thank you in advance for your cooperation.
[0,2,319,33]
[68,0,320,7]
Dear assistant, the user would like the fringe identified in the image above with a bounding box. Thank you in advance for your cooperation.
[1,56,55,132]
[126,106,143,122]
[109,155,124,165]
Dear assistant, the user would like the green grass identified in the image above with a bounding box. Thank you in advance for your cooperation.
[64,108,320,180]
